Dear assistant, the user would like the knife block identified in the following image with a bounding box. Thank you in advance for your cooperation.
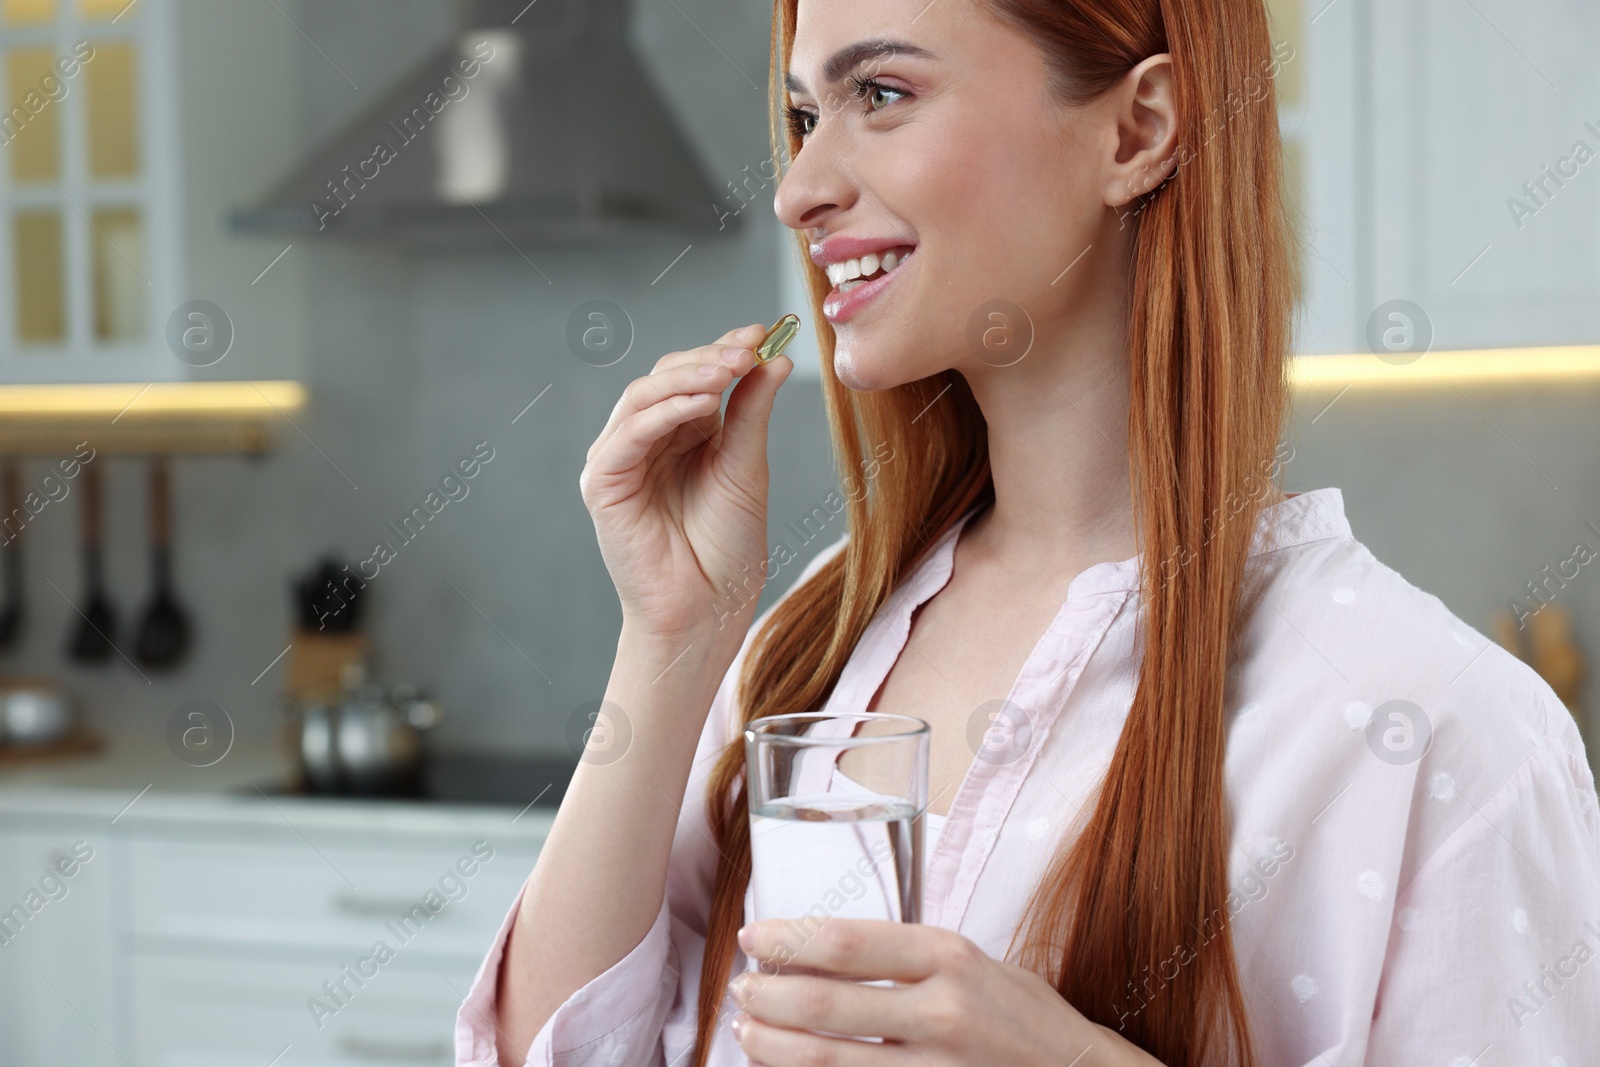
[283,630,367,705]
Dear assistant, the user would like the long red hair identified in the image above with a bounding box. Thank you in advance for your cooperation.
[692,1,1298,1064]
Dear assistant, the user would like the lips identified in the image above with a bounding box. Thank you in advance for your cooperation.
[809,235,917,270]
[821,248,916,324]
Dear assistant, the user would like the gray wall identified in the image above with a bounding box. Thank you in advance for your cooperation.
[1,2,1593,775]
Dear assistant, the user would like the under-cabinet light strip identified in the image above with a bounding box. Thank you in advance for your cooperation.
[0,380,306,417]
[0,348,1596,418]
[1291,345,1600,388]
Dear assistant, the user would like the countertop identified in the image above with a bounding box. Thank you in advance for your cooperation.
[0,736,557,840]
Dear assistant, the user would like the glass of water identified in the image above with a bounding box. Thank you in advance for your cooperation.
[744,712,930,959]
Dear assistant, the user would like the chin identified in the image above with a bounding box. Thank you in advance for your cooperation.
[832,345,902,393]
[831,324,944,392]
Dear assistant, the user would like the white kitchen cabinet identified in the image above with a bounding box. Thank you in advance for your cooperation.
[1365,0,1600,350]
[131,952,479,1067]
[0,819,117,1067]
[0,781,548,1067]
[0,0,309,385]
[120,820,541,1067]
[1282,0,1361,355]
[1255,0,1599,354]
[125,830,536,958]
[0,0,187,383]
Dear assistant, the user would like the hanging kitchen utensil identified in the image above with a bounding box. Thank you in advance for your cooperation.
[0,460,23,651]
[67,463,117,664]
[134,457,192,669]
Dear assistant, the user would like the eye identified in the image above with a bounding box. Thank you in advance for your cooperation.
[784,103,816,139]
[847,73,907,113]
[783,73,910,141]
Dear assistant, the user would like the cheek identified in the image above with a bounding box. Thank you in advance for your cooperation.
[827,105,1095,387]
[924,110,1082,270]
[832,124,1002,384]
[964,123,1094,282]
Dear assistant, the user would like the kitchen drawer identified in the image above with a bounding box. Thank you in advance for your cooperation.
[127,832,536,958]
[130,951,475,1067]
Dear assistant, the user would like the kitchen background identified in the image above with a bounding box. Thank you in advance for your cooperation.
[0,0,1596,1064]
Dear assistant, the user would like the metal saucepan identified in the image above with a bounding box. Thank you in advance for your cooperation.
[0,677,75,746]
[289,664,442,795]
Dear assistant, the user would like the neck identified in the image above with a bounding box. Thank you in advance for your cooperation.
[958,292,1138,579]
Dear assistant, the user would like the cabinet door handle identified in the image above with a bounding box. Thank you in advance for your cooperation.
[329,893,421,918]
[335,1035,451,1062]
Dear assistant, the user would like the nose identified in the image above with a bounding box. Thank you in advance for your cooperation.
[773,128,855,234]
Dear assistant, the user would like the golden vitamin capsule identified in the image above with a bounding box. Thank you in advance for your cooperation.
[755,314,801,364]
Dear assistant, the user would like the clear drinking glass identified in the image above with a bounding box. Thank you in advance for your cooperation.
[744,712,931,962]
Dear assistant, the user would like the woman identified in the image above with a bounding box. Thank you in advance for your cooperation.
[457,0,1600,1063]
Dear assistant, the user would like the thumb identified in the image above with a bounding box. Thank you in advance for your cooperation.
[720,353,794,461]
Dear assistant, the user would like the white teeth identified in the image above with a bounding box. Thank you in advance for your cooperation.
[826,246,913,289]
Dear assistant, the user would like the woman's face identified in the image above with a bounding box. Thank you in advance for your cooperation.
[775,0,1160,393]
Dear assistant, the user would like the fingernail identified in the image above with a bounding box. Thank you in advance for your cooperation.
[698,363,719,376]
[737,924,754,952]
[721,347,746,365]
[731,1013,746,1038]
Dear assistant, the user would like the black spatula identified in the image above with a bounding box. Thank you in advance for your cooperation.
[68,463,117,664]
[134,457,191,669]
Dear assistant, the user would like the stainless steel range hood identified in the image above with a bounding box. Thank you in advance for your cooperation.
[231,0,737,248]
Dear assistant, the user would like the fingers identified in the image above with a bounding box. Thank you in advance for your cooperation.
[739,918,961,984]
[588,357,743,464]
[732,1010,924,1067]
[584,389,723,486]
[583,321,793,487]
[720,320,771,348]
[591,338,762,460]
[652,322,768,374]
[590,321,788,464]
[630,359,743,413]
[731,971,905,1039]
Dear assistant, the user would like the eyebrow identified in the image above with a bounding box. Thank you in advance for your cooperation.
[783,37,937,96]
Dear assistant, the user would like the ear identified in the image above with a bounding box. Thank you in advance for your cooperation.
[1099,52,1178,208]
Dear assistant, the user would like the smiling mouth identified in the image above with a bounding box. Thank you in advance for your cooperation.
[827,246,917,292]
